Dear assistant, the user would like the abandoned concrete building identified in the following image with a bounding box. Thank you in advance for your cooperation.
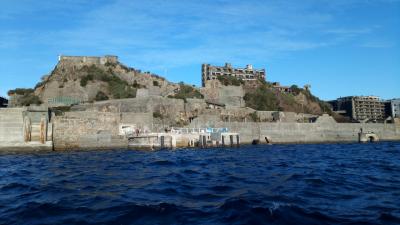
[201,63,266,87]
[329,96,387,122]
[272,82,292,94]
[387,98,400,118]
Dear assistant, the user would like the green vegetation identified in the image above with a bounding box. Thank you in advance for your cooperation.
[153,111,163,119]
[80,74,93,87]
[7,88,34,96]
[132,80,145,89]
[52,106,71,116]
[249,111,259,122]
[281,92,297,105]
[34,81,46,89]
[217,75,244,86]
[79,65,137,99]
[109,82,136,99]
[8,88,42,106]
[95,91,109,101]
[104,61,117,68]
[290,85,302,95]
[287,85,332,114]
[244,84,280,111]
[19,95,42,106]
[300,89,332,114]
[169,83,203,102]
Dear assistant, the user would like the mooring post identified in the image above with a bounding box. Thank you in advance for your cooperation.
[230,135,233,147]
[236,135,240,147]
[160,136,165,149]
[203,135,207,148]
[222,135,225,147]
[199,135,203,148]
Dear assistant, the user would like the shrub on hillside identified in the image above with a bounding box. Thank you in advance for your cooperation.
[244,84,280,111]
[95,91,109,101]
[79,65,138,99]
[217,75,244,86]
[170,83,203,102]
[19,94,42,106]
[7,88,34,96]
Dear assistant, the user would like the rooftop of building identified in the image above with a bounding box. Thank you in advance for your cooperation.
[203,63,265,71]
[337,96,382,101]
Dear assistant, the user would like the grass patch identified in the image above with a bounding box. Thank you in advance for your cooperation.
[95,91,109,101]
[244,84,279,111]
[169,82,203,102]
[79,65,137,99]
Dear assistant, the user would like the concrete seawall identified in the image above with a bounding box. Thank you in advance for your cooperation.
[218,121,399,144]
[52,113,400,150]
[200,115,400,144]
[1,108,400,151]
[0,107,53,151]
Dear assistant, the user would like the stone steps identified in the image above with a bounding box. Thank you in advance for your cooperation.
[31,124,41,141]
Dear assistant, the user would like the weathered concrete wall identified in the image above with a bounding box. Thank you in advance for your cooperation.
[72,97,184,113]
[201,80,244,108]
[0,107,53,151]
[207,115,400,144]
[0,108,25,143]
[71,97,185,126]
[53,111,127,150]
[52,111,157,150]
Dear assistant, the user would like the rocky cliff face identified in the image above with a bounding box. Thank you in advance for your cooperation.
[34,56,179,104]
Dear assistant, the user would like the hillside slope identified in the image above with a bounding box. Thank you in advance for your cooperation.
[32,56,179,104]
[242,80,331,115]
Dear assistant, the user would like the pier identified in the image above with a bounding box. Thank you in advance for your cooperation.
[122,126,240,149]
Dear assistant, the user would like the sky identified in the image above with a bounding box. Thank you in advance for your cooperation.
[0,0,399,100]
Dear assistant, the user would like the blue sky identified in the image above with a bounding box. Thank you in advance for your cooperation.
[1,0,399,100]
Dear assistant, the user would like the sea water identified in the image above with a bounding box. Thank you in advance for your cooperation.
[1,142,399,225]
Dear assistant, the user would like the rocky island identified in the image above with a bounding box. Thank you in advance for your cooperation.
[1,55,399,151]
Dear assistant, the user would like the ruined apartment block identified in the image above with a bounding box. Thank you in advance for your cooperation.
[201,63,266,87]
[330,96,386,122]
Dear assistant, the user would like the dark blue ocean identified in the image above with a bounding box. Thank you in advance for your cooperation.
[1,142,400,225]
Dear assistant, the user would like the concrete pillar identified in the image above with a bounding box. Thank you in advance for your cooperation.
[236,135,240,147]
[222,135,225,147]
[199,135,203,148]
[23,116,31,143]
[160,136,165,149]
[230,135,233,147]
[171,135,176,148]
[203,135,207,148]
[40,117,47,144]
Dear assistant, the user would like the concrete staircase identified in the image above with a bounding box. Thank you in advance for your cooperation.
[0,108,25,143]
[30,123,42,142]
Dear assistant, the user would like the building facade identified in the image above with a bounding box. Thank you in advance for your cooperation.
[329,96,386,122]
[201,63,266,87]
[388,98,400,118]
